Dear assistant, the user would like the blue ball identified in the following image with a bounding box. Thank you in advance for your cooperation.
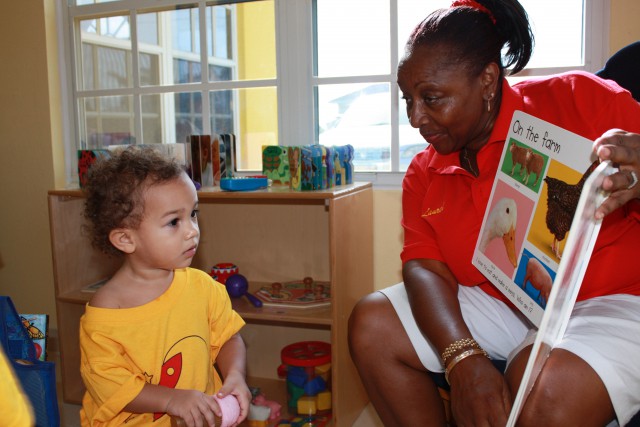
[225,274,248,298]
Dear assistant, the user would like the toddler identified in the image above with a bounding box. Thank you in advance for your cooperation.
[79,146,250,426]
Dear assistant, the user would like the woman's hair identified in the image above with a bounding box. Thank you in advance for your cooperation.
[406,0,534,77]
[82,146,184,256]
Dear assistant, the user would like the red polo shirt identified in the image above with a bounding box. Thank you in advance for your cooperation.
[401,71,640,302]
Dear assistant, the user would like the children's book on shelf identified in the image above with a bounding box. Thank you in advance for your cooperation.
[19,314,48,361]
[471,110,615,425]
[254,278,331,309]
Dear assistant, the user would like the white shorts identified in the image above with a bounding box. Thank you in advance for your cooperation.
[380,283,640,426]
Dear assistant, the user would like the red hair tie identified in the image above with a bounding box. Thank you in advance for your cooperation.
[451,0,497,25]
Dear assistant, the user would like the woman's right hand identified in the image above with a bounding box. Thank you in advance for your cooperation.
[448,355,511,427]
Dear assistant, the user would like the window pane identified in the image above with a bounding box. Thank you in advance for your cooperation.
[79,16,132,90]
[137,13,159,46]
[209,1,276,81]
[175,92,203,138]
[141,94,163,144]
[173,8,198,53]
[318,83,427,172]
[208,6,232,59]
[212,87,278,171]
[139,53,160,86]
[521,0,584,67]
[398,1,450,54]
[174,59,202,84]
[80,95,135,148]
[316,0,390,77]
[319,84,392,171]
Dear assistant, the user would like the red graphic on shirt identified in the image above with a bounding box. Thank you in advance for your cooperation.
[153,352,183,420]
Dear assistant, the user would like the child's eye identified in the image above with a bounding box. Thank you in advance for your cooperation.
[191,209,199,219]
[169,218,179,227]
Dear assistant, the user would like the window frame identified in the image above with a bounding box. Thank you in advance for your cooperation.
[57,0,610,188]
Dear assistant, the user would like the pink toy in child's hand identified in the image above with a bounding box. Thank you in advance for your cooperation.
[214,395,240,427]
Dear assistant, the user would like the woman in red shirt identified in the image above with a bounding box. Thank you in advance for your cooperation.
[348,1,640,426]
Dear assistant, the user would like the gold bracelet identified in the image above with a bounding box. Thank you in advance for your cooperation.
[441,338,480,365]
[444,348,489,384]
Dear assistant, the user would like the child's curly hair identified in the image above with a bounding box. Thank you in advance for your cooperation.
[82,146,185,256]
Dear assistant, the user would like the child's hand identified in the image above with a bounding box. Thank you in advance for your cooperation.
[215,371,252,426]
[165,389,218,427]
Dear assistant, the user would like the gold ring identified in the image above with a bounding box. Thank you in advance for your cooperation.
[628,170,638,189]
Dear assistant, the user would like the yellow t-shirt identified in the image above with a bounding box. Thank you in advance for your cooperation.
[0,347,34,427]
[79,268,245,426]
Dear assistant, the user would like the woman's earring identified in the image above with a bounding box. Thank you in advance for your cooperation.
[486,93,494,113]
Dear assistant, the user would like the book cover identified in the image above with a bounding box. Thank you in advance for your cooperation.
[20,314,48,361]
[211,135,221,186]
[262,145,291,185]
[472,110,610,327]
[189,135,214,187]
[219,134,236,178]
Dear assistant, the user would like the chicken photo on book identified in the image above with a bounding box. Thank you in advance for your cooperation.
[527,159,600,263]
[542,159,600,259]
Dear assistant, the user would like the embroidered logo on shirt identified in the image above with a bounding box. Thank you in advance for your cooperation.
[422,203,445,217]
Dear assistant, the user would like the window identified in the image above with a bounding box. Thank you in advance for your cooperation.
[62,0,277,182]
[59,0,607,186]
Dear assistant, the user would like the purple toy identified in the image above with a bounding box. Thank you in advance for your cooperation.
[225,274,263,308]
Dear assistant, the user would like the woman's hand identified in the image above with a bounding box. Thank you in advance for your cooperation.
[448,356,511,427]
[593,129,640,219]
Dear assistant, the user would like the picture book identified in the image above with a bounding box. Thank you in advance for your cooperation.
[472,110,613,327]
[20,314,48,361]
[262,145,291,185]
[190,135,214,187]
[471,110,616,425]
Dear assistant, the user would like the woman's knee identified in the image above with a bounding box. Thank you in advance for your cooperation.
[348,292,393,353]
[515,350,615,427]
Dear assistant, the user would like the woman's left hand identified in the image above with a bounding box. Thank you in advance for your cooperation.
[592,129,640,219]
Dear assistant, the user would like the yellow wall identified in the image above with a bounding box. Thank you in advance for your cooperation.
[0,2,638,347]
[237,2,279,169]
[609,0,640,52]
[0,1,63,327]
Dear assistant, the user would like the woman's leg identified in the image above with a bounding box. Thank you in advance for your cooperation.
[348,292,447,427]
[506,347,615,427]
[504,294,640,427]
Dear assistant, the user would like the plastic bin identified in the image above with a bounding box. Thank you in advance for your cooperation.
[278,341,332,417]
[0,296,60,427]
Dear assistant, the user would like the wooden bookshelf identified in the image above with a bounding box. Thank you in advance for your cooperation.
[48,182,373,426]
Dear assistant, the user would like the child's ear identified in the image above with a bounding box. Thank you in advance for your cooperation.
[109,228,136,254]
